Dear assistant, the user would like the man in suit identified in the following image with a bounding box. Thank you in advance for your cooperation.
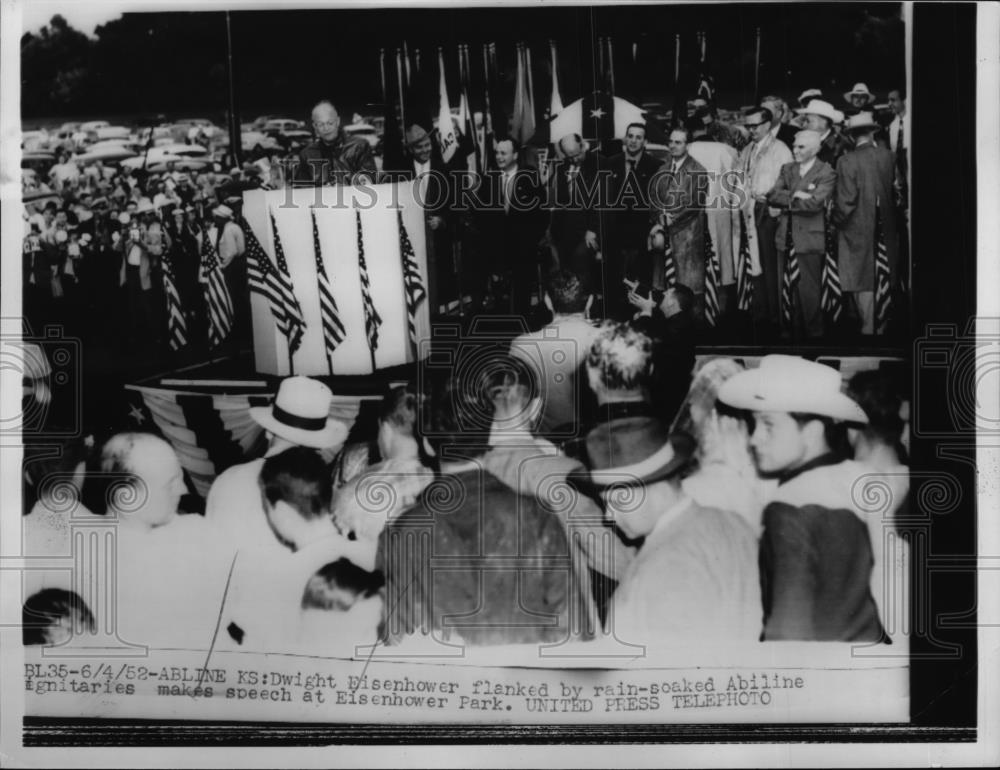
[648,127,708,323]
[735,107,793,337]
[478,138,547,319]
[603,122,662,319]
[796,99,851,168]
[546,134,604,285]
[832,113,899,336]
[766,130,836,339]
[760,95,799,148]
[295,101,376,186]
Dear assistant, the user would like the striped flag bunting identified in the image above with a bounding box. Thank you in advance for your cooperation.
[662,222,677,289]
[160,251,188,351]
[262,211,306,354]
[397,210,426,355]
[874,197,892,334]
[199,233,233,349]
[781,213,800,327]
[356,210,383,357]
[702,213,721,327]
[311,210,347,372]
[736,211,753,312]
[821,205,843,321]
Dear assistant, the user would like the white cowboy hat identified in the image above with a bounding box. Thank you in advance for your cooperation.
[843,82,876,105]
[212,204,234,219]
[249,376,348,449]
[797,88,823,107]
[843,111,879,133]
[795,99,845,125]
[717,355,869,424]
[135,199,156,214]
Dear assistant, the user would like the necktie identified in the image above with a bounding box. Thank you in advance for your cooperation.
[896,122,904,154]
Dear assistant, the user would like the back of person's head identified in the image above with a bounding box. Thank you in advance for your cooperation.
[586,321,655,395]
[23,589,95,645]
[847,370,907,455]
[23,436,93,513]
[259,446,332,520]
[301,558,385,611]
[668,283,695,315]
[80,432,147,515]
[379,384,419,436]
[486,351,541,430]
[545,268,590,315]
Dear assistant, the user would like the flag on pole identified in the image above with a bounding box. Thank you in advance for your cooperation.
[161,250,188,351]
[663,223,677,288]
[456,44,479,173]
[397,210,426,356]
[874,197,892,334]
[781,213,800,326]
[254,211,305,354]
[311,210,346,372]
[549,40,564,118]
[512,42,536,144]
[199,232,233,349]
[356,210,383,359]
[243,215,299,348]
[436,47,458,164]
[821,205,843,321]
[736,211,754,311]
[703,214,721,327]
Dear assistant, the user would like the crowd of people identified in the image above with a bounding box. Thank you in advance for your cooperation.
[20,82,909,356]
[22,272,911,650]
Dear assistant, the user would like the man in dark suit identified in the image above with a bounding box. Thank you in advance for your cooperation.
[603,122,662,319]
[546,134,604,284]
[796,99,851,169]
[766,129,837,339]
[648,127,708,323]
[760,95,799,148]
[832,113,899,336]
[478,138,547,319]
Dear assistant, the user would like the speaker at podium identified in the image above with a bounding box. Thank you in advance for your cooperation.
[242,182,431,376]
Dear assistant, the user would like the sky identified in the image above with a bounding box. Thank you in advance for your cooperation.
[19,0,131,36]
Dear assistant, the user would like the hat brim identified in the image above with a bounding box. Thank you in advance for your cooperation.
[571,432,696,490]
[844,92,876,105]
[718,370,869,423]
[249,406,348,449]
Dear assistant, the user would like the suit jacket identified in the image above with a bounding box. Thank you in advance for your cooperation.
[817,129,852,168]
[768,159,836,254]
[649,154,708,276]
[478,167,547,270]
[832,142,899,292]
[605,151,662,253]
[295,133,376,185]
[547,154,604,264]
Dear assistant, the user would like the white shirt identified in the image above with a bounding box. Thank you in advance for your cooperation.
[798,157,817,177]
[501,164,518,212]
[889,114,906,152]
[413,159,431,204]
[204,458,286,556]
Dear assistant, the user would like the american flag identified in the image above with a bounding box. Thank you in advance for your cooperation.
[874,197,892,334]
[160,250,188,351]
[199,231,233,349]
[781,212,800,326]
[702,214,721,327]
[244,211,305,354]
[311,210,346,371]
[736,211,754,312]
[397,210,426,355]
[355,209,382,358]
[821,204,843,321]
[661,220,677,288]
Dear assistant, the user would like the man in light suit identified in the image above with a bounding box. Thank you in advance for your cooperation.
[832,113,899,335]
[648,128,708,323]
[766,130,836,339]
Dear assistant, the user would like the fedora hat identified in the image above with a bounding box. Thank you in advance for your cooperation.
[249,376,348,449]
[570,416,696,489]
[797,88,823,107]
[405,124,430,146]
[843,82,876,105]
[212,204,233,219]
[717,355,869,424]
[844,111,879,133]
[795,99,845,125]
[135,199,155,214]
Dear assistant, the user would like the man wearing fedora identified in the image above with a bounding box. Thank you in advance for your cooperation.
[832,112,899,336]
[843,82,877,116]
[796,99,851,168]
[766,130,837,339]
[718,355,888,643]
[578,412,761,647]
[295,100,376,186]
[205,376,348,555]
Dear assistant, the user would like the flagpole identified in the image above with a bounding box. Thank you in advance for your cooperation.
[224,11,242,168]
[754,27,762,104]
[607,37,615,96]
[396,48,407,132]
[379,48,387,106]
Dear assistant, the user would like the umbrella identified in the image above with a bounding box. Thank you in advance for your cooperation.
[549,95,647,143]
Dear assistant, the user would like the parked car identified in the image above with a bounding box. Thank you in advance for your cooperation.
[95,126,131,141]
[80,120,110,133]
[343,122,380,148]
[264,118,306,134]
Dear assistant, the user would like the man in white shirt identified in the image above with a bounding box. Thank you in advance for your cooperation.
[208,204,248,339]
[735,108,793,336]
[205,376,348,555]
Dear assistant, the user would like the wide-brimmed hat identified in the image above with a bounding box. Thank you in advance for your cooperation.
[843,111,879,133]
[212,204,233,219]
[405,124,430,146]
[843,82,876,105]
[797,88,823,107]
[569,416,696,489]
[135,199,156,214]
[249,376,348,449]
[717,355,869,423]
[795,99,845,125]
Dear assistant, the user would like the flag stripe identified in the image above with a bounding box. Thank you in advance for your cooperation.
[398,210,427,355]
[874,198,892,334]
[311,210,346,371]
[356,210,383,357]
[736,211,754,311]
[200,233,233,349]
[161,251,188,351]
[781,212,800,326]
[703,213,720,327]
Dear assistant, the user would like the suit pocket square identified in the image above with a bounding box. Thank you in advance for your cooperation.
[807,183,816,191]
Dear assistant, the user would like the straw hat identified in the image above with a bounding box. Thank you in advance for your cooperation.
[249,376,348,449]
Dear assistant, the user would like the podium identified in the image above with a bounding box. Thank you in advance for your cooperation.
[242,183,431,376]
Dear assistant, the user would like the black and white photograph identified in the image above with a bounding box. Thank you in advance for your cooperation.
[1,0,997,766]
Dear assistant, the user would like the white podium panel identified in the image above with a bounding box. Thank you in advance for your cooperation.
[243,183,430,376]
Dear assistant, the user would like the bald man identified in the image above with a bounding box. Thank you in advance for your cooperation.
[766,130,836,339]
[547,133,604,281]
[296,101,376,185]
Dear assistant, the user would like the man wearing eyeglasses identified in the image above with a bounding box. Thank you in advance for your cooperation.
[734,108,792,338]
[295,101,376,185]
